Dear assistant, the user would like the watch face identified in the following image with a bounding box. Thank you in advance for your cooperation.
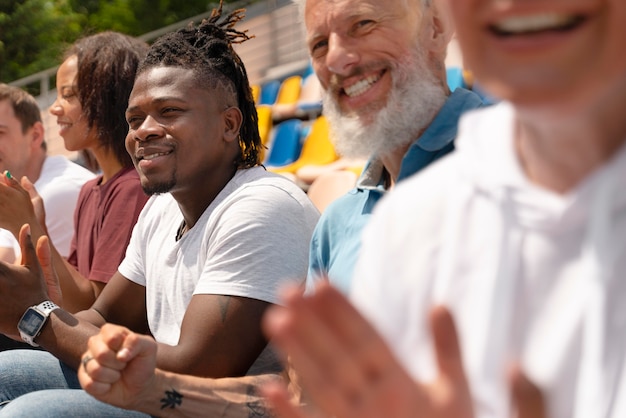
[18,309,45,336]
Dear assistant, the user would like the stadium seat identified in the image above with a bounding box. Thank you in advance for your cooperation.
[265,119,303,168]
[275,75,302,105]
[251,84,260,103]
[259,79,281,105]
[270,115,337,175]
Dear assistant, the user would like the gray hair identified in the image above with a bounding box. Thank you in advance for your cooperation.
[295,0,432,22]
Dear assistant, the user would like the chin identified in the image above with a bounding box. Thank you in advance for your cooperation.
[141,179,176,196]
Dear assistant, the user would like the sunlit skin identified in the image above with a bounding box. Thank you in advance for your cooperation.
[49,56,99,153]
[0,100,45,182]
[304,0,442,125]
[450,0,626,113]
[447,0,626,193]
[125,66,242,227]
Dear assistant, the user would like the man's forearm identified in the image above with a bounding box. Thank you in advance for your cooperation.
[141,370,281,418]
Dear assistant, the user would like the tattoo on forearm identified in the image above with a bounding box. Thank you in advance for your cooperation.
[218,296,231,323]
[160,388,184,410]
[246,384,270,417]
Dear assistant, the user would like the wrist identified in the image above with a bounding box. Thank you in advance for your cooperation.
[17,300,59,347]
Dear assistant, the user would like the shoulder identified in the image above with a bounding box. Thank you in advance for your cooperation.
[103,168,145,198]
[36,156,95,195]
[226,167,319,215]
[313,188,368,232]
[41,155,95,181]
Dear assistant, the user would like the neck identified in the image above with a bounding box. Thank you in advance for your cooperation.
[514,99,626,194]
[91,146,124,184]
[24,150,47,183]
[174,164,239,231]
[380,141,413,189]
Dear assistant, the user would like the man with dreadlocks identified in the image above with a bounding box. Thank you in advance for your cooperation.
[0,3,319,417]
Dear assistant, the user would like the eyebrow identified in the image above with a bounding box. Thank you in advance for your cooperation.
[126,96,187,113]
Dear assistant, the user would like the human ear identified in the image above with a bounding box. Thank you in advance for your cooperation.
[222,106,243,144]
[427,0,455,53]
[30,121,46,150]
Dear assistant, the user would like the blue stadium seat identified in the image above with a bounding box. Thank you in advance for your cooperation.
[265,119,303,167]
[259,79,281,105]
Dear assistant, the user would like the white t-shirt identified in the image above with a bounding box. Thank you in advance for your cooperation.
[119,166,320,373]
[0,155,95,259]
[351,103,626,418]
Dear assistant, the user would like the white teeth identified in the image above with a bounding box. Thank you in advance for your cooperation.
[494,14,578,34]
[344,74,381,97]
[143,152,169,160]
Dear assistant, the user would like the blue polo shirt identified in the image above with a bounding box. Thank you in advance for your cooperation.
[306,88,484,294]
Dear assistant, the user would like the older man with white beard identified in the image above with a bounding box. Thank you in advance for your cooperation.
[305,0,484,293]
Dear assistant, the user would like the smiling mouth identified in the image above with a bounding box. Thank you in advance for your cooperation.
[490,14,586,37]
[342,72,383,98]
[138,151,172,161]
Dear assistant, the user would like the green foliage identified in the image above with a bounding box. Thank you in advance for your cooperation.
[2,0,245,84]
[84,0,212,36]
[0,0,84,84]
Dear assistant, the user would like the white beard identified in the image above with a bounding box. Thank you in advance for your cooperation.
[323,46,448,159]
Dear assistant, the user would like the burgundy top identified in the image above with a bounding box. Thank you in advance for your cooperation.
[67,166,149,283]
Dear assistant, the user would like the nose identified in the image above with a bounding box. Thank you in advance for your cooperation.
[49,98,62,116]
[325,33,359,76]
[130,115,164,143]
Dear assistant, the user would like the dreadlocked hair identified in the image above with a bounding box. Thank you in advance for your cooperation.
[138,0,262,169]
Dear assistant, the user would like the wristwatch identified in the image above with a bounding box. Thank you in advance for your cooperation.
[17,301,60,347]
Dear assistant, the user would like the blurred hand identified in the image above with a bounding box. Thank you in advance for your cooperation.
[0,224,50,337]
[262,281,548,418]
[262,282,473,418]
[0,172,39,237]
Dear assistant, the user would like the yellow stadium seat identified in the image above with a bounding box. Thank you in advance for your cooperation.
[270,115,338,175]
[275,75,302,105]
[251,84,260,103]
[256,104,273,161]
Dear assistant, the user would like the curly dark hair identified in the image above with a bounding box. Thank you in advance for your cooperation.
[137,1,262,169]
[66,31,149,168]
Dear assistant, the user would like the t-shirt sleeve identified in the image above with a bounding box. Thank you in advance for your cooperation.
[304,219,329,294]
[193,184,317,305]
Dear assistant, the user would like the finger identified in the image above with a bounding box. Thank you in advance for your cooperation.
[263,305,357,417]
[509,365,547,418]
[87,330,129,372]
[79,364,114,397]
[304,281,400,373]
[21,176,39,199]
[2,170,18,187]
[262,380,309,418]
[35,235,62,304]
[99,323,130,352]
[17,224,39,272]
[430,306,466,383]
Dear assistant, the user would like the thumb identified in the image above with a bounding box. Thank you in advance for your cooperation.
[430,306,466,382]
[509,364,547,418]
[21,176,39,199]
[18,224,39,270]
[36,234,62,305]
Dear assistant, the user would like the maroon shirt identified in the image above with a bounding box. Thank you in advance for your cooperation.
[67,166,149,283]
